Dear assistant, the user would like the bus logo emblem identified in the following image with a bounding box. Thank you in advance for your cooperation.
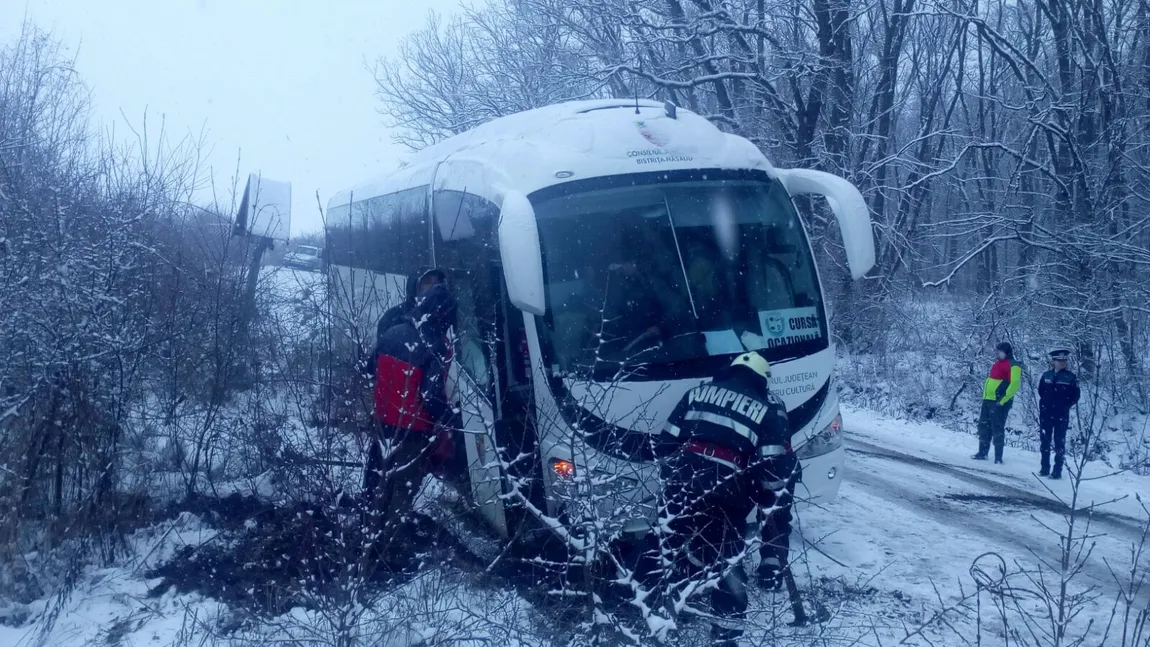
[766,315,785,335]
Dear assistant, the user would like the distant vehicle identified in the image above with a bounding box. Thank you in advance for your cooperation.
[282,245,322,271]
[326,99,875,548]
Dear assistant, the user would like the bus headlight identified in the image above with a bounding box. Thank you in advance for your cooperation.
[556,461,642,490]
[551,458,576,479]
[796,413,843,460]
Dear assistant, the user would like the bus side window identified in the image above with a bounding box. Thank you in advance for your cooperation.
[397,187,431,275]
[362,193,404,312]
[434,191,477,243]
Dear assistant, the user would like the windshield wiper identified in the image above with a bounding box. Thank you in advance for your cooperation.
[770,350,805,364]
[662,195,698,321]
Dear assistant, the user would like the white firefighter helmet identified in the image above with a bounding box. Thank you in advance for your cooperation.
[731,351,772,381]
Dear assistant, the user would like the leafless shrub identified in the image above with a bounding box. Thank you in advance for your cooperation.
[0,25,271,629]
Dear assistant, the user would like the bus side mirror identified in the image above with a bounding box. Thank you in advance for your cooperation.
[497,190,546,315]
[776,168,876,280]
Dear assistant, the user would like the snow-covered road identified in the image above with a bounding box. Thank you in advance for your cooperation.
[846,436,1145,587]
[792,405,1149,644]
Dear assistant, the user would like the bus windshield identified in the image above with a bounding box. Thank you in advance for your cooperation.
[533,170,826,380]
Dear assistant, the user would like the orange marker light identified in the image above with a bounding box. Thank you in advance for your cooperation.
[551,459,575,479]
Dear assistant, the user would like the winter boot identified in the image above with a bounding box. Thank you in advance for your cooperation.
[756,562,782,591]
[1040,452,1050,477]
[1048,470,1062,480]
[972,453,988,460]
[994,458,1004,465]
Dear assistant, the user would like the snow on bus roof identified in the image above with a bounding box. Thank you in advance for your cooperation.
[328,99,773,208]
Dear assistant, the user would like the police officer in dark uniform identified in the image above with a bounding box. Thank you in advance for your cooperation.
[654,351,797,646]
[1038,348,1080,479]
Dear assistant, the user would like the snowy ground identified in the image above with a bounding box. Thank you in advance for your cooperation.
[260,265,326,342]
[4,402,1145,646]
[4,272,1147,646]
[0,490,545,647]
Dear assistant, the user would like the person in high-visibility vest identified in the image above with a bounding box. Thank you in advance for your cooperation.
[973,342,1022,464]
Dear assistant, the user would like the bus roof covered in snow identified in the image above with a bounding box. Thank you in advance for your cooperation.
[329,99,775,208]
[328,99,874,281]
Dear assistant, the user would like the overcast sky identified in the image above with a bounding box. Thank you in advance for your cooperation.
[0,0,458,235]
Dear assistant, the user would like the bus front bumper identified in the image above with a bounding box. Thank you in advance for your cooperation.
[545,443,846,547]
[794,445,845,508]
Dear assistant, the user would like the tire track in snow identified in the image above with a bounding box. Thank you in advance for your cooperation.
[842,446,1149,607]
[847,438,1146,539]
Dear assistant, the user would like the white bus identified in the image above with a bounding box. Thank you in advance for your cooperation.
[326,99,874,546]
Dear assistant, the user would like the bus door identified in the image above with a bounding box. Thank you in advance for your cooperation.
[444,266,508,535]
[491,263,547,532]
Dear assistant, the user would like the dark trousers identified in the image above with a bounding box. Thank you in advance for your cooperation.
[977,400,1012,460]
[657,457,752,643]
[363,424,435,532]
[759,487,794,579]
[1039,415,1069,476]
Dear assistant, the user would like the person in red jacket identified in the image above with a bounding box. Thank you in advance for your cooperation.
[973,342,1022,464]
[360,268,447,379]
[364,283,457,529]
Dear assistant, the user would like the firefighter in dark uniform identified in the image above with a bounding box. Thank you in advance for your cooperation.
[1038,348,1080,479]
[654,351,797,646]
[364,283,457,529]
